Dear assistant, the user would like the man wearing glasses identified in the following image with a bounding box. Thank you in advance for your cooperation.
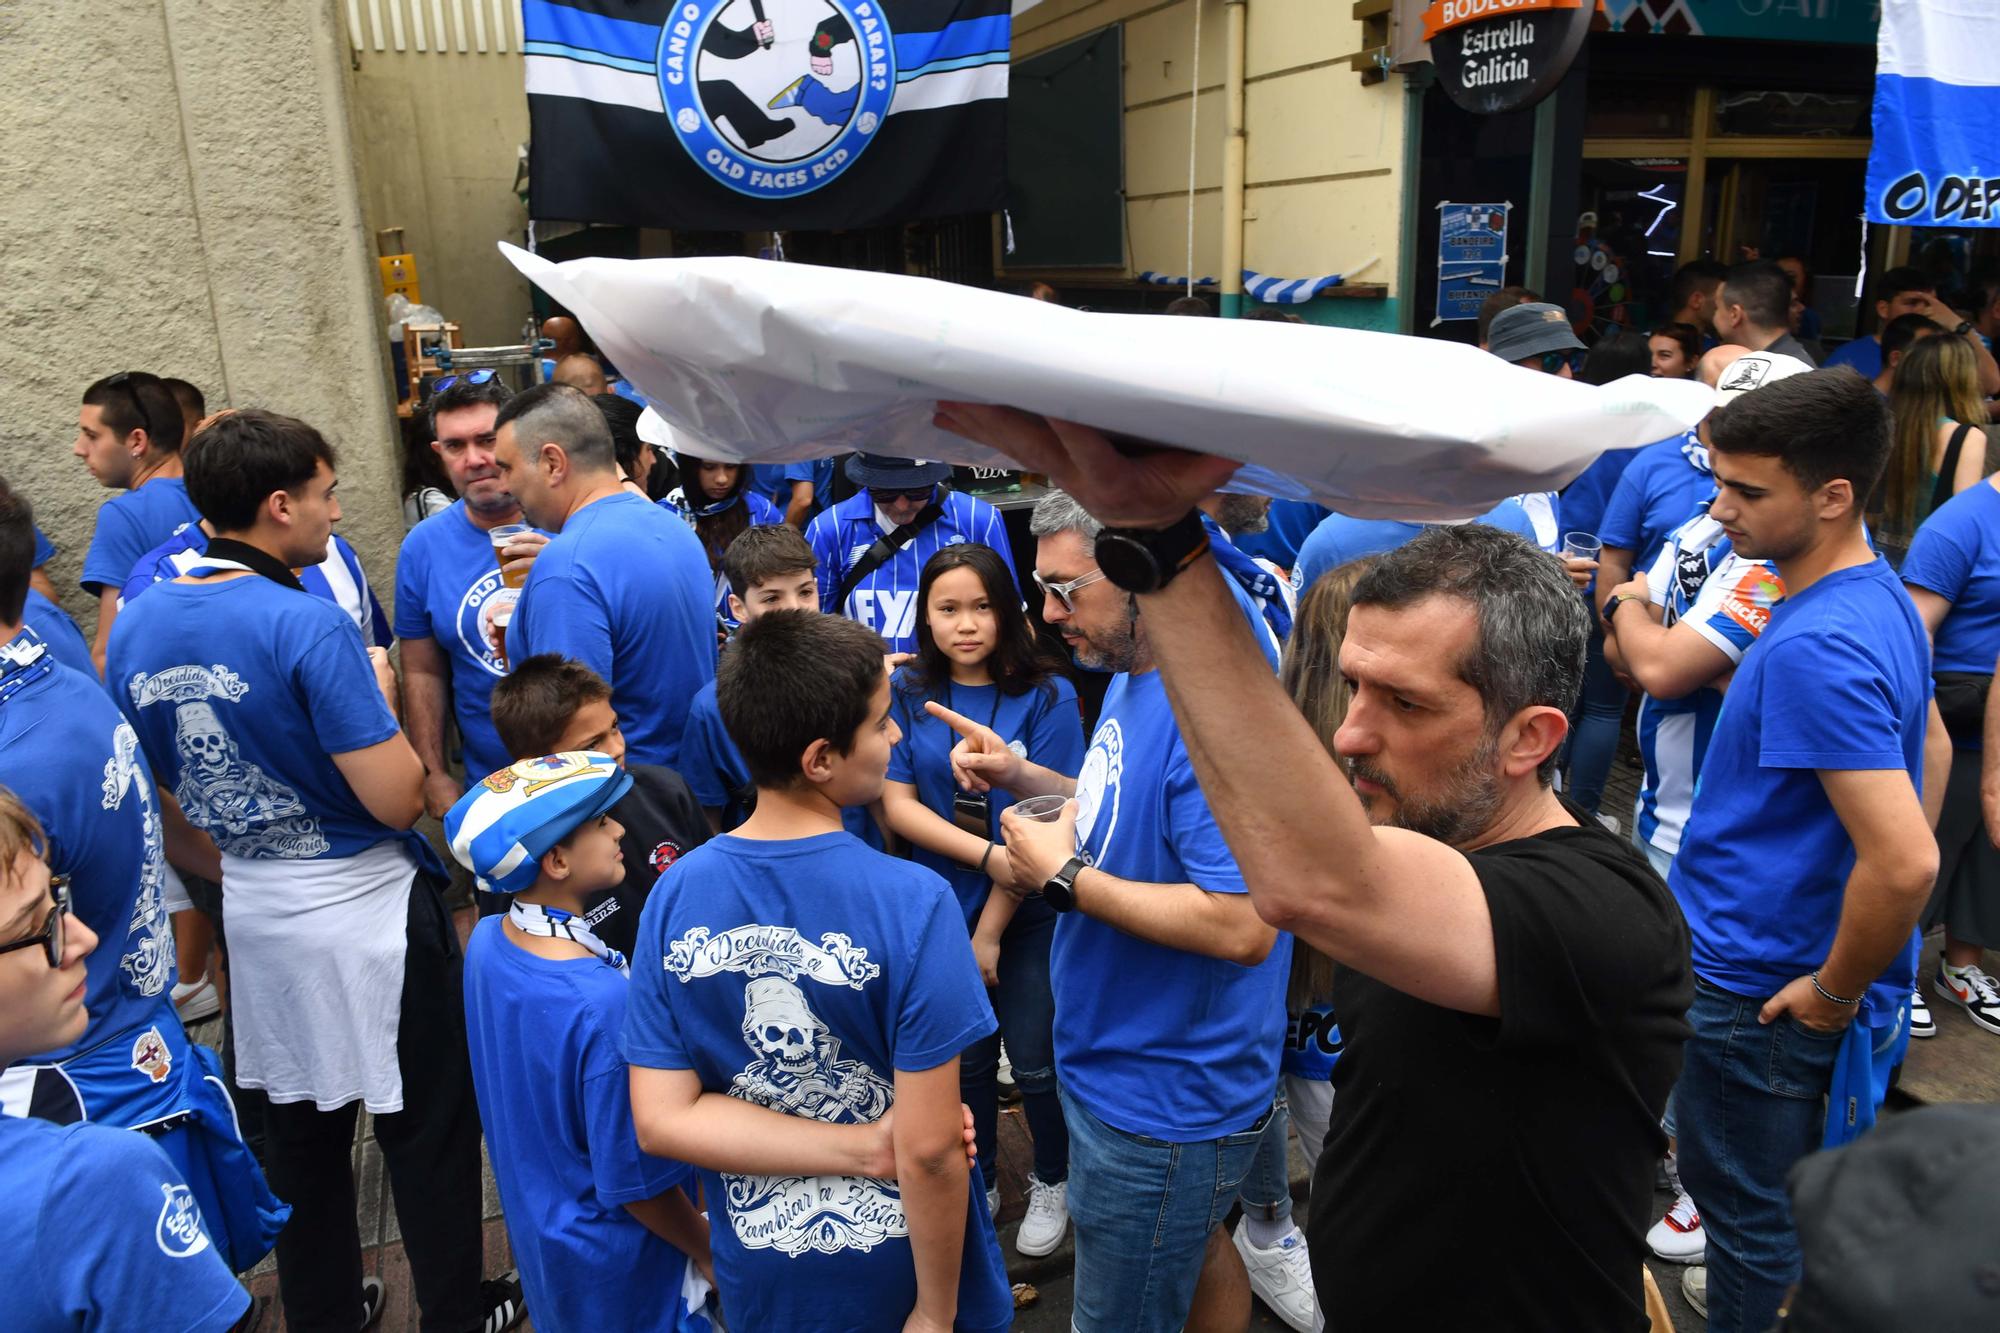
[929,488,1289,1331]
[73,370,203,675]
[0,475,284,1275]
[0,784,257,1331]
[805,453,1015,655]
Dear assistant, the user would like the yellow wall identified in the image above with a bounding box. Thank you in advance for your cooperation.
[1011,0,1406,300]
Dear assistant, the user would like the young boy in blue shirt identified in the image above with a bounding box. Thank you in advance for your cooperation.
[447,752,718,1333]
[623,610,1011,1333]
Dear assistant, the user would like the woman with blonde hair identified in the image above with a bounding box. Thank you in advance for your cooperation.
[1882,334,1989,554]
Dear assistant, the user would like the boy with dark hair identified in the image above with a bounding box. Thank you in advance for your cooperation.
[1825,266,1938,380]
[678,525,883,844]
[488,655,708,955]
[74,370,203,672]
[624,610,1011,1333]
[446,753,718,1333]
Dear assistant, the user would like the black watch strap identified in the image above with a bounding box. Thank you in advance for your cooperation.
[1042,856,1086,913]
[1097,511,1211,594]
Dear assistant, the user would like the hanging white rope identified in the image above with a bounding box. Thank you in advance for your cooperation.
[1185,0,1202,297]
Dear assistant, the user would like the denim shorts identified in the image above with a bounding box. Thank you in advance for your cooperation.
[1061,1085,1274,1333]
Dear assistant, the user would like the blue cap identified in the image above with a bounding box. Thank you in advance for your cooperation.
[443,752,633,896]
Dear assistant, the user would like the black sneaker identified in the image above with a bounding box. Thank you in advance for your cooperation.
[479,1272,527,1333]
[360,1276,386,1331]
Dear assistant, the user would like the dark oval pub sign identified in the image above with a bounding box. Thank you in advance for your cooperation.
[1424,0,1593,116]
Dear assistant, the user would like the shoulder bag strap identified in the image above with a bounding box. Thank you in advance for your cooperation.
[834,499,947,606]
[1931,422,1974,517]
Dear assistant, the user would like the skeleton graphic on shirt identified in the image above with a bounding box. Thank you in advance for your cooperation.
[170,700,326,856]
[666,923,903,1256]
[100,722,172,998]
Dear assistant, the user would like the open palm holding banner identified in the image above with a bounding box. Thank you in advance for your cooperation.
[500,244,1713,521]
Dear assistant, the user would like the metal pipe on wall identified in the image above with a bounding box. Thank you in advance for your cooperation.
[1221,0,1247,317]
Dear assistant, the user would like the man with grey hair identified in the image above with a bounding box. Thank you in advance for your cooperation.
[932,408,1694,1332]
[931,488,1288,1331]
[494,383,714,766]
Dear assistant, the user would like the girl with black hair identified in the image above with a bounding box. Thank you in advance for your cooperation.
[879,542,1084,1256]
[661,453,783,629]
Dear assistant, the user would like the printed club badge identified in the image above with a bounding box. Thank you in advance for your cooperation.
[658,0,895,200]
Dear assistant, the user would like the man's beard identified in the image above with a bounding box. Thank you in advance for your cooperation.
[1346,735,1505,848]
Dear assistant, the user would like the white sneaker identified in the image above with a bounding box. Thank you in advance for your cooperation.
[1231,1219,1319,1333]
[1682,1264,1707,1317]
[1015,1175,1069,1257]
[172,975,220,1023]
[1937,964,2000,1035]
[1910,983,1937,1038]
[1646,1187,1705,1263]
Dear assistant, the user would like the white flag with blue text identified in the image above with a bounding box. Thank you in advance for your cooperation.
[1865,0,2000,228]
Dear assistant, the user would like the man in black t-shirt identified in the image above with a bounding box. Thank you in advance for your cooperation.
[928,406,1695,1331]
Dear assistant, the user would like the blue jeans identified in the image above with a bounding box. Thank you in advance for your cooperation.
[1562,627,1630,816]
[1675,979,1843,1333]
[1235,1093,1295,1224]
[961,903,1068,1188]
[1061,1086,1274,1333]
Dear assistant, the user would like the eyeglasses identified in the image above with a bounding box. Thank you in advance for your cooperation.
[0,876,71,969]
[1033,568,1108,614]
[102,371,158,440]
[869,486,935,505]
[432,369,498,395]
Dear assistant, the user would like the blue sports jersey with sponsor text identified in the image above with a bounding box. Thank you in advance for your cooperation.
[805,492,1016,655]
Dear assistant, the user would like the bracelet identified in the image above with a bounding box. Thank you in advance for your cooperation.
[1810,970,1862,1006]
[979,841,996,876]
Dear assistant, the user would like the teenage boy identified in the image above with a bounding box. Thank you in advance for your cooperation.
[680,525,885,845]
[106,409,517,1333]
[447,752,717,1333]
[73,371,204,674]
[489,655,709,955]
[623,610,1012,1333]
[805,454,1014,654]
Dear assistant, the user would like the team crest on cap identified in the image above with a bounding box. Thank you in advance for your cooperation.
[131,1026,172,1085]
[481,752,604,798]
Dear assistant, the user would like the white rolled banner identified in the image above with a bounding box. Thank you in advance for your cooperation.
[501,243,1713,521]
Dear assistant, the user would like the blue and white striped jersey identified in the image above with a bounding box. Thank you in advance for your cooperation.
[805,490,1016,654]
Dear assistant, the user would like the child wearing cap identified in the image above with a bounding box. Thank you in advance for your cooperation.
[490,657,709,956]
[624,611,1012,1333]
[447,753,717,1333]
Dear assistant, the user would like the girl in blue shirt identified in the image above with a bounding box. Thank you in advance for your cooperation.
[662,454,784,633]
[880,543,1085,1255]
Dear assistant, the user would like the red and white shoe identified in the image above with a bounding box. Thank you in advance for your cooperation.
[1646,1188,1705,1264]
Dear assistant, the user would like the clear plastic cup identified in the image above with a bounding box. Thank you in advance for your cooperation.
[1007,794,1071,824]
[489,524,532,589]
[1562,531,1602,562]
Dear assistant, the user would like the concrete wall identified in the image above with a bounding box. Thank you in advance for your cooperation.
[1011,0,1407,320]
[0,0,405,633]
[343,3,533,348]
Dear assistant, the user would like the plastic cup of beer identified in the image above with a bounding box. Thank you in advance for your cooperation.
[490,598,516,672]
[1562,531,1602,562]
[489,524,532,590]
[1007,794,1071,824]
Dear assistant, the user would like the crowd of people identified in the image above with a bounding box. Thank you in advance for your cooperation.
[2,256,1998,1333]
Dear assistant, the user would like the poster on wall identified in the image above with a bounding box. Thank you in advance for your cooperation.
[522,0,1011,230]
[1865,0,2000,228]
[1434,201,1510,324]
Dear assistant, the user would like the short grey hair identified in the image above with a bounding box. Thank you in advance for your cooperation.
[492,382,617,474]
[1028,488,1104,554]
[1351,523,1588,784]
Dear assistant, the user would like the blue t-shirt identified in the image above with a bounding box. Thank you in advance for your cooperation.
[1598,432,1714,570]
[1823,336,1882,381]
[1559,447,1645,560]
[622,833,1011,1333]
[393,502,536,781]
[464,917,699,1333]
[0,1116,249,1332]
[33,523,55,567]
[749,462,817,511]
[22,590,92,676]
[124,523,392,650]
[80,476,201,594]
[1290,499,1542,595]
[0,644,174,1060]
[1058,669,1289,1140]
[107,577,407,862]
[1670,558,1931,1018]
[1902,481,2000,690]
[661,489,786,629]
[511,492,716,767]
[1233,499,1331,572]
[806,492,1016,654]
[678,679,883,847]
[886,670,1086,927]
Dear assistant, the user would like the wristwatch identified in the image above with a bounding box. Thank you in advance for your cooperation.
[1096,511,1211,594]
[1955,320,1978,338]
[1041,856,1087,913]
[1603,591,1645,625]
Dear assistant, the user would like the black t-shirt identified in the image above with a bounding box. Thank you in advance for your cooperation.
[582,763,709,956]
[1307,809,1692,1331]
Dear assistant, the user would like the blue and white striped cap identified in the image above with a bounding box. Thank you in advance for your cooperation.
[443,752,633,896]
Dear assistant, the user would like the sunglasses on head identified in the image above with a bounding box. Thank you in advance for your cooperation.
[870,486,935,505]
[102,371,158,439]
[432,369,498,395]
[0,875,71,969]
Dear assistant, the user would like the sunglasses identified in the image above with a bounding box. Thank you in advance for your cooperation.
[432,369,498,394]
[869,486,935,505]
[1033,568,1107,614]
[0,876,71,969]
[102,371,158,439]
[1537,351,1572,374]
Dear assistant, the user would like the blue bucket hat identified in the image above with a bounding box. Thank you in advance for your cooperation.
[444,752,632,896]
[844,452,952,490]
